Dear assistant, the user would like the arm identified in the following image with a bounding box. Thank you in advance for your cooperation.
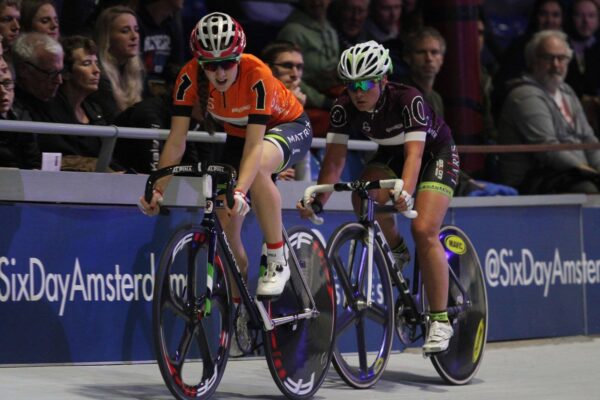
[314,142,348,205]
[138,115,190,215]
[400,140,425,195]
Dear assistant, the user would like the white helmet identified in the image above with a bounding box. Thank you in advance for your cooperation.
[338,40,392,81]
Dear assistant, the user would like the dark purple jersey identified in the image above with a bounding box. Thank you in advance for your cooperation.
[326,82,454,152]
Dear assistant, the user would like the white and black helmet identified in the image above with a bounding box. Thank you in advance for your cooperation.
[338,40,392,81]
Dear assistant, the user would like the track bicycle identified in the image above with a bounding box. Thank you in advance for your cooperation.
[303,179,488,388]
[145,163,336,400]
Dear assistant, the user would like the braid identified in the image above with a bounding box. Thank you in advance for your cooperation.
[197,70,217,135]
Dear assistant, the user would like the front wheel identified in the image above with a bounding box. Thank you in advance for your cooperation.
[430,225,488,384]
[328,222,395,389]
[263,226,336,399]
[153,226,232,399]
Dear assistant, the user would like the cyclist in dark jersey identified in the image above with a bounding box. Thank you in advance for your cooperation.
[298,40,459,354]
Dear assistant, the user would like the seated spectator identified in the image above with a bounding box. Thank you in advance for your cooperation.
[136,0,185,98]
[261,40,311,181]
[365,0,402,42]
[20,0,59,40]
[0,0,21,65]
[565,0,600,136]
[329,0,370,50]
[0,39,40,169]
[37,35,111,171]
[90,5,143,124]
[365,0,409,82]
[277,0,341,137]
[11,32,62,121]
[402,27,446,117]
[493,0,564,118]
[498,30,600,194]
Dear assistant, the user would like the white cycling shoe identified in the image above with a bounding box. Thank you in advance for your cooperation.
[423,320,454,354]
[256,260,290,297]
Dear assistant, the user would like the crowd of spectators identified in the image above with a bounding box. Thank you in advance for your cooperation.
[0,0,599,195]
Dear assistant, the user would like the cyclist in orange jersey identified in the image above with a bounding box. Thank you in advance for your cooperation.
[139,12,313,298]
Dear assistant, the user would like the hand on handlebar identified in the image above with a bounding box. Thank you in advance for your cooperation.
[228,190,250,216]
[390,188,414,212]
[297,197,324,225]
[138,189,163,217]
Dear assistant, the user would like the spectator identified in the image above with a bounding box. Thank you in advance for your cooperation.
[261,40,311,181]
[36,35,113,171]
[277,0,341,137]
[136,0,185,98]
[498,30,600,194]
[401,0,422,35]
[0,39,40,169]
[365,0,408,82]
[329,0,370,50]
[90,5,143,124]
[365,0,402,42]
[402,26,446,117]
[11,32,62,121]
[493,0,564,117]
[0,0,21,65]
[565,0,600,136]
[20,0,59,40]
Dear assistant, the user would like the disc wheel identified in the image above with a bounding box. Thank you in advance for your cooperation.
[263,226,336,399]
[430,225,488,384]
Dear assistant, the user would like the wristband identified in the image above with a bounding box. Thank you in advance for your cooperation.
[153,188,164,197]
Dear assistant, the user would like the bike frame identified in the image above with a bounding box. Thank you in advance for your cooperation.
[202,186,321,333]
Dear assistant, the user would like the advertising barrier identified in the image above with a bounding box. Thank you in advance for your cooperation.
[1,200,599,365]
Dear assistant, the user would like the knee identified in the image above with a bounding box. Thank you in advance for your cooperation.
[411,220,438,245]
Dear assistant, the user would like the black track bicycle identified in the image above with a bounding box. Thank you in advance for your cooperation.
[303,179,487,388]
[145,163,336,399]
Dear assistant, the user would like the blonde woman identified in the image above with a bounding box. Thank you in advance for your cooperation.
[91,5,143,123]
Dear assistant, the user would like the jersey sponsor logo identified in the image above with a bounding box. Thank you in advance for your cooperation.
[362,121,371,133]
[330,104,347,128]
[385,123,405,133]
[231,105,251,113]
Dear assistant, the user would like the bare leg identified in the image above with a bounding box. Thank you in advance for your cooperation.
[411,190,450,312]
[249,141,284,244]
[216,208,247,299]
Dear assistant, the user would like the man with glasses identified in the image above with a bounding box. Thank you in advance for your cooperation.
[11,32,63,121]
[0,42,41,169]
[498,30,600,194]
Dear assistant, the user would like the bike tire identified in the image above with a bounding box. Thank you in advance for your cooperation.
[263,226,336,399]
[153,225,233,399]
[328,222,395,389]
[430,225,488,384]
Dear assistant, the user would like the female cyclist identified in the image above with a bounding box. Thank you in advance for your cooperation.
[298,40,459,354]
[139,12,313,298]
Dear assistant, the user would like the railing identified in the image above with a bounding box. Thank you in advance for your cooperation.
[2,119,600,172]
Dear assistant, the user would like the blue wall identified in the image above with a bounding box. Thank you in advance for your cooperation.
[1,202,599,364]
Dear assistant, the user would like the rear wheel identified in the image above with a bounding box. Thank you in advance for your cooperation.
[263,226,335,399]
[430,225,488,384]
[153,226,232,399]
[328,222,395,389]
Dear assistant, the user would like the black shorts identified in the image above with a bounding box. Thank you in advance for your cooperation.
[366,143,460,198]
[220,112,312,174]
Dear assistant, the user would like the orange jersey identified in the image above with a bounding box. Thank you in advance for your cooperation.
[172,54,304,138]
